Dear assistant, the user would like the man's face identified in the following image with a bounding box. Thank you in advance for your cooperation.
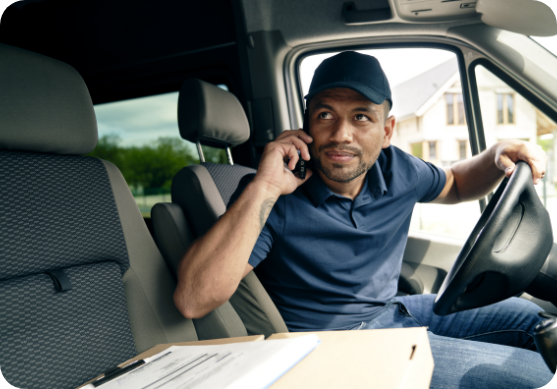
[308,87,394,183]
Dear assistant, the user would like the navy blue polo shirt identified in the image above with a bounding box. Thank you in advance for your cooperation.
[237,145,446,332]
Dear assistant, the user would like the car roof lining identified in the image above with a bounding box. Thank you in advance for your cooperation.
[2,0,555,112]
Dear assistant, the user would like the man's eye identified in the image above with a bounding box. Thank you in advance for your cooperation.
[319,112,332,119]
[354,114,369,121]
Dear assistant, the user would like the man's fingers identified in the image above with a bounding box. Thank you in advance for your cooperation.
[517,144,547,184]
[284,144,299,170]
[281,136,311,160]
[276,129,313,145]
[497,154,516,178]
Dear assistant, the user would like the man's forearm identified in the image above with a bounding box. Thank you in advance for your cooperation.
[438,144,504,204]
[174,181,279,318]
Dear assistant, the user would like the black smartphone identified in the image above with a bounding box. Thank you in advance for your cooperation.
[292,109,312,179]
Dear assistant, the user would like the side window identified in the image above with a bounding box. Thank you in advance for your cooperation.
[474,65,557,239]
[88,88,228,218]
[300,48,481,240]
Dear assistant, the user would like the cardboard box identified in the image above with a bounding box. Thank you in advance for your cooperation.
[76,335,265,388]
[77,328,433,389]
[267,327,433,389]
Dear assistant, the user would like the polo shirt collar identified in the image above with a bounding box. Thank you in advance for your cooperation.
[305,161,388,207]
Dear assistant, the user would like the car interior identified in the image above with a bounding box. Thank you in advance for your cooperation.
[1,0,557,388]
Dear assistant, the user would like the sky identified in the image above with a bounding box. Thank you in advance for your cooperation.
[299,48,456,92]
[94,91,183,147]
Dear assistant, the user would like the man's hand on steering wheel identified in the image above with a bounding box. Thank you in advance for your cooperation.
[494,140,547,184]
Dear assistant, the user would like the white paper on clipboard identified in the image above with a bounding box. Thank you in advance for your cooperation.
[96,334,320,389]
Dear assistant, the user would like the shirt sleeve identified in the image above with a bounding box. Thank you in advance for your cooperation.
[248,223,274,268]
[408,155,447,203]
[227,172,274,268]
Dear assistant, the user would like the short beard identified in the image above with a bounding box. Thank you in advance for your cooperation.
[311,144,374,183]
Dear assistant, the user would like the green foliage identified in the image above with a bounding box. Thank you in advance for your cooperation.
[201,145,228,164]
[537,136,553,153]
[87,135,200,191]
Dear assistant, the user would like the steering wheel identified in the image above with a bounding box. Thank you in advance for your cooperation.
[433,161,553,315]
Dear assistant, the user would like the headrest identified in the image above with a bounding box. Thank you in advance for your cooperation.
[0,43,97,155]
[178,78,250,148]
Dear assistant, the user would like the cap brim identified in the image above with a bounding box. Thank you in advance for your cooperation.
[304,81,392,108]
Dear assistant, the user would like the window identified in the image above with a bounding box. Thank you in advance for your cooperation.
[458,140,467,160]
[446,93,465,125]
[475,64,557,240]
[496,93,515,124]
[300,48,481,240]
[88,90,228,218]
[428,141,437,160]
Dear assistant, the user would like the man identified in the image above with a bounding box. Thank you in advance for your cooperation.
[174,51,553,387]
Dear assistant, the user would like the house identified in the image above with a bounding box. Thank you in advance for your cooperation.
[390,58,545,170]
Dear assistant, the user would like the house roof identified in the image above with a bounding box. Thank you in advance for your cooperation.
[391,57,458,121]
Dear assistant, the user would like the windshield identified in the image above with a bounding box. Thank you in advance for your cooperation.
[532,34,557,56]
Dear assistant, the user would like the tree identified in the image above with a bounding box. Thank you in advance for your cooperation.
[86,135,199,192]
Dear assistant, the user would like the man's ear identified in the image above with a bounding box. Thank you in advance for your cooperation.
[382,115,396,148]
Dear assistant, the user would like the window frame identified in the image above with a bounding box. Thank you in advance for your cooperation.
[446,92,466,126]
[495,92,515,125]
[458,140,468,160]
[428,141,437,160]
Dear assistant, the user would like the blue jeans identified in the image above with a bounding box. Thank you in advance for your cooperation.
[355,295,553,389]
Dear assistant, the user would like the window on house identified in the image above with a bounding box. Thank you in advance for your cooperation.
[458,140,467,160]
[428,141,437,159]
[496,93,515,124]
[446,93,465,125]
[88,89,228,218]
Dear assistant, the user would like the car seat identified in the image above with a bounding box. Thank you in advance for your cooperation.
[0,43,244,389]
[152,78,288,337]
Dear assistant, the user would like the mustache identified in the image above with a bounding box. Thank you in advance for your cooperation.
[317,143,362,157]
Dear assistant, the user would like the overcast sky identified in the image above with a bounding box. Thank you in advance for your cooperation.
[95,91,183,147]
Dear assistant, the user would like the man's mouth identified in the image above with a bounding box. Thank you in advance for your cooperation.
[324,150,356,163]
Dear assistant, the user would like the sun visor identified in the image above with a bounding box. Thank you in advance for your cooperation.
[0,43,98,155]
[477,0,557,37]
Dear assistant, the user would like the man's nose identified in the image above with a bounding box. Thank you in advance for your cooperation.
[329,118,354,143]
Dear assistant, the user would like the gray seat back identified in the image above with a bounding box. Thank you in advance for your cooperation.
[0,43,198,389]
[167,78,288,337]
[171,162,289,337]
[151,202,248,340]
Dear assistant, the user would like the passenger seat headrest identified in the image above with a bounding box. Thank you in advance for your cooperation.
[178,78,250,148]
[0,43,98,155]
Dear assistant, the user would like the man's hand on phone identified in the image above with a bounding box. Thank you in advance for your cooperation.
[253,129,313,198]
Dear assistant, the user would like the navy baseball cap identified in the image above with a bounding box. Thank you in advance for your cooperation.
[304,51,393,109]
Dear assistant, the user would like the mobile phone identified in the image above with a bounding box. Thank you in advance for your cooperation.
[292,109,311,179]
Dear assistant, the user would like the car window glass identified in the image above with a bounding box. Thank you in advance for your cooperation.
[531,35,557,58]
[300,48,481,240]
[475,65,557,240]
[88,87,228,218]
